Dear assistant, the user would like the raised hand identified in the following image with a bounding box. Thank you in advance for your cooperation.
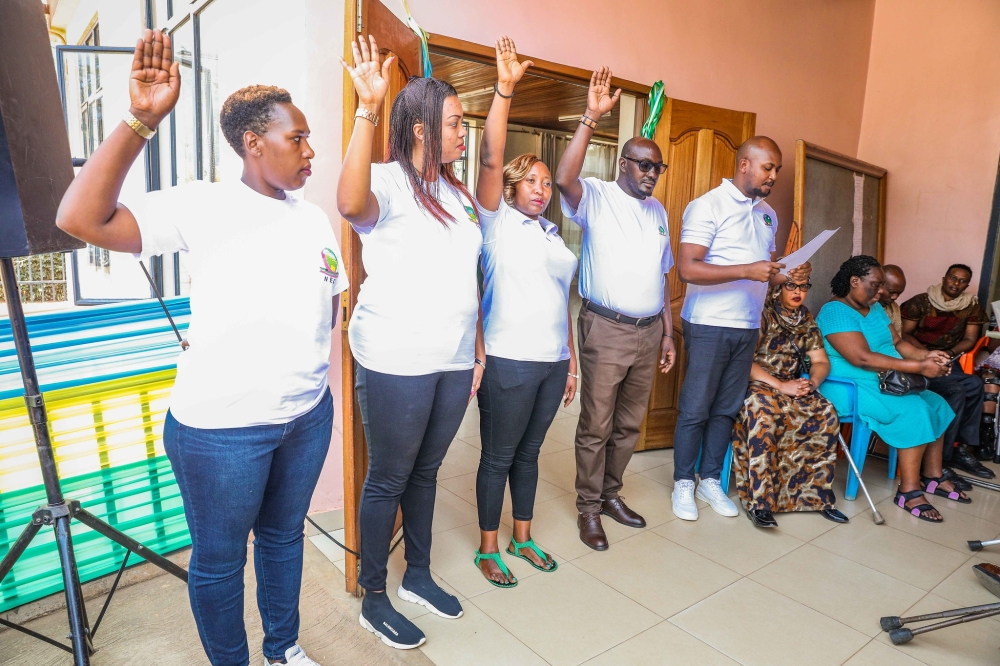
[339,34,394,111]
[586,66,622,119]
[495,36,533,89]
[128,29,180,129]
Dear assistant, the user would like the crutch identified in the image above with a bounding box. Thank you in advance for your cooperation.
[880,564,1000,644]
[968,538,1000,551]
[838,433,885,524]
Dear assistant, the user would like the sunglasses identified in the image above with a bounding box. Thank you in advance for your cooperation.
[623,157,668,175]
[782,282,812,292]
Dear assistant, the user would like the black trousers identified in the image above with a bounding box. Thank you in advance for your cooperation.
[476,356,569,531]
[928,362,985,460]
[673,321,759,482]
[355,364,473,591]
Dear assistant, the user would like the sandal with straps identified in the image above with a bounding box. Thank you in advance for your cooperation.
[474,550,518,588]
[507,538,558,573]
[895,489,943,522]
[921,475,972,504]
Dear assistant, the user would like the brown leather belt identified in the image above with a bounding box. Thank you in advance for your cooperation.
[583,299,662,327]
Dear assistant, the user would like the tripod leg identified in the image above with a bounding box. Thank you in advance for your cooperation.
[0,520,42,582]
[72,506,188,582]
[53,515,92,665]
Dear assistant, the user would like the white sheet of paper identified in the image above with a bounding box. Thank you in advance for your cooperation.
[779,228,840,275]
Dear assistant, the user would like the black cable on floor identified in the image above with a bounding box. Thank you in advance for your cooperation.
[305,515,360,558]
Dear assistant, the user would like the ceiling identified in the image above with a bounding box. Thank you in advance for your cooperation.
[429,52,620,140]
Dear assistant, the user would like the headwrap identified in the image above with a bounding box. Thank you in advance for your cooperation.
[763,285,814,336]
[927,283,977,312]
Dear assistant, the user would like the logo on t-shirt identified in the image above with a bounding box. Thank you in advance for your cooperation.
[763,214,773,227]
[320,248,340,283]
[464,205,480,227]
[658,225,667,236]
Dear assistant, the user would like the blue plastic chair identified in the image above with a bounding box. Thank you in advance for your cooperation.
[693,442,735,495]
[822,376,897,501]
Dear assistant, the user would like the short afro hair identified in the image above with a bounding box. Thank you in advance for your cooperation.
[830,255,881,297]
[219,85,292,157]
[947,263,973,277]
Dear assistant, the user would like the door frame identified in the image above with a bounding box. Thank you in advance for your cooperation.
[339,5,651,595]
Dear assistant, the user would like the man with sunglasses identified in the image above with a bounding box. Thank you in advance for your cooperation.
[555,67,675,551]
[900,263,992,477]
[671,136,810,522]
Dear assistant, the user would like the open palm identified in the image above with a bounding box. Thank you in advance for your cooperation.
[339,34,393,108]
[128,29,180,127]
[587,66,622,117]
[496,36,533,86]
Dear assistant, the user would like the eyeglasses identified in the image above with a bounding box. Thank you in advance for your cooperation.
[623,157,668,175]
[782,282,812,292]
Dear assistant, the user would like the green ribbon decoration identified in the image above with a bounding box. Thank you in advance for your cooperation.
[641,80,665,140]
[401,0,432,77]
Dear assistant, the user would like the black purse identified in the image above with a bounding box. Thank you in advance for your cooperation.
[878,370,929,396]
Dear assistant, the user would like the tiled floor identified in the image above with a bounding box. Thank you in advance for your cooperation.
[318,397,1000,665]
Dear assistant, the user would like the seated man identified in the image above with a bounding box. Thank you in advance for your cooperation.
[901,263,992,478]
[880,264,906,337]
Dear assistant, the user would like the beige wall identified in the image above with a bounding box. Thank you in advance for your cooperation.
[406,0,878,251]
[857,0,1000,299]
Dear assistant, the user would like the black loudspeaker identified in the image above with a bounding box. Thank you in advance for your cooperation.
[0,0,83,258]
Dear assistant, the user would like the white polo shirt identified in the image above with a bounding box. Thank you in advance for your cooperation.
[348,162,483,375]
[127,179,349,429]
[480,199,578,362]
[561,178,673,318]
[680,179,777,329]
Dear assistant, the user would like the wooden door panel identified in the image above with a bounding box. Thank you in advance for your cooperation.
[340,0,421,596]
[637,99,754,451]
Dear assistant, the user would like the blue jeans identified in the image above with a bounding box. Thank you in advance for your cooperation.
[356,365,472,591]
[476,356,569,530]
[163,390,333,666]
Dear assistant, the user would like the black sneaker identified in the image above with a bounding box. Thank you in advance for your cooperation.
[952,445,997,479]
[398,566,463,619]
[359,590,426,650]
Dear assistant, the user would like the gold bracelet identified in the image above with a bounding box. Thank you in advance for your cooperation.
[580,115,599,130]
[355,108,379,126]
[123,111,156,139]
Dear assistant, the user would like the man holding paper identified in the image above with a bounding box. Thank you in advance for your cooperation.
[671,136,810,521]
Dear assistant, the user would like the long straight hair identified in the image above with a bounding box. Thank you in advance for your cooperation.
[387,77,475,226]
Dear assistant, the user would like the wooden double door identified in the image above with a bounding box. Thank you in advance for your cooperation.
[635,102,756,451]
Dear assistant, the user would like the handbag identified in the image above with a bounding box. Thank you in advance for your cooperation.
[878,369,929,396]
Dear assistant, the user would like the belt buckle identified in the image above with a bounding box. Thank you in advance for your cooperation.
[615,313,622,323]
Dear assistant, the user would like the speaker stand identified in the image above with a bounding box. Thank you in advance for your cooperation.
[0,256,188,665]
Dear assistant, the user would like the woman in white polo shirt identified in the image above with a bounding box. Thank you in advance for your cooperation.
[472,37,579,588]
[338,36,483,649]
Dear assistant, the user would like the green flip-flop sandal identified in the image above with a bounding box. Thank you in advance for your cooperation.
[507,538,558,572]
[474,550,518,588]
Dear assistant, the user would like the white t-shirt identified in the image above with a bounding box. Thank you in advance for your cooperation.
[127,179,348,429]
[680,179,777,329]
[480,199,578,362]
[561,178,673,318]
[348,162,483,375]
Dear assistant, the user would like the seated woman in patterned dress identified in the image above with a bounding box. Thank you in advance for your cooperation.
[732,274,846,529]
[816,256,966,524]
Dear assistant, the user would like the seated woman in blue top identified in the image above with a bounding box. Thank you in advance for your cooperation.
[816,255,967,523]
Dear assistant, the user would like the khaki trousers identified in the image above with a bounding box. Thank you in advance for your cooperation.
[574,307,663,514]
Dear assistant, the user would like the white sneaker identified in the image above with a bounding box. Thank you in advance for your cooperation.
[264,644,319,665]
[672,479,699,521]
[695,478,739,517]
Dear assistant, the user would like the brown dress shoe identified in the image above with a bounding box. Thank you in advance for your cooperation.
[578,512,609,551]
[601,496,646,528]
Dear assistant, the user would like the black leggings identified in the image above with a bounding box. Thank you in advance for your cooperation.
[476,356,569,531]
[356,364,473,591]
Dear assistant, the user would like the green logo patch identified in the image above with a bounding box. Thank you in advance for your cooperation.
[658,225,667,236]
[465,205,480,227]
[763,214,773,227]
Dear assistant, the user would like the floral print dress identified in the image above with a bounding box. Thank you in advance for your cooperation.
[731,303,840,513]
